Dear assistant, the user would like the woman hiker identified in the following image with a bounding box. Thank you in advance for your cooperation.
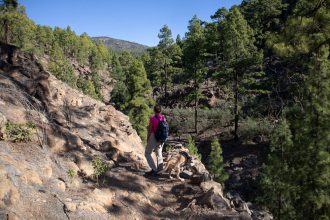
[144,105,168,177]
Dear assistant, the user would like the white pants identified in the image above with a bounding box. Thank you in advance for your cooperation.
[145,133,164,171]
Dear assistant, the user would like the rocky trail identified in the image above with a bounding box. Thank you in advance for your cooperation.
[0,43,271,220]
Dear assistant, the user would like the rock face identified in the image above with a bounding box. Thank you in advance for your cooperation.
[70,59,115,104]
[0,43,271,219]
[0,43,145,219]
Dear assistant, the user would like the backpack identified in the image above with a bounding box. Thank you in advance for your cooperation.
[154,114,169,143]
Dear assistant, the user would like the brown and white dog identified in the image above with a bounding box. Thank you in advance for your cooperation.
[160,149,192,181]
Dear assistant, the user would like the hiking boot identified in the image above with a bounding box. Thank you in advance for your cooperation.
[144,170,158,177]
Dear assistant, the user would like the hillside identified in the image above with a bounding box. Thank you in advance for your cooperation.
[0,43,273,220]
[1,0,329,219]
[92,37,149,55]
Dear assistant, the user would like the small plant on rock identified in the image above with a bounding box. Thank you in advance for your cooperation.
[4,121,36,142]
[67,168,76,182]
[92,157,109,186]
[186,135,201,160]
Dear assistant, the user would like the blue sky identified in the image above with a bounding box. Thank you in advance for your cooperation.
[20,0,242,46]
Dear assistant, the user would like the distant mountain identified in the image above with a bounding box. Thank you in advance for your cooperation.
[92,36,149,55]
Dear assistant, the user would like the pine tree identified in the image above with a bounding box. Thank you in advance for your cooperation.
[186,135,201,160]
[258,1,330,219]
[257,119,298,220]
[175,34,183,48]
[240,0,287,46]
[218,7,263,140]
[291,47,330,220]
[144,26,182,104]
[112,53,154,143]
[126,59,154,143]
[208,138,228,184]
[35,25,55,55]
[183,15,207,134]
[111,54,129,110]
[0,0,18,44]
[0,1,35,48]
[157,25,182,105]
[158,24,174,48]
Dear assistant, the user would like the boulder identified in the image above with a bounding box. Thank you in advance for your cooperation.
[50,179,66,192]
[0,111,7,139]
[91,188,114,206]
[41,165,53,179]
[180,170,193,179]
[0,111,6,127]
[20,170,42,185]
[77,159,94,177]
[251,209,273,220]
[195,187,230,211]
[65,202,77,212]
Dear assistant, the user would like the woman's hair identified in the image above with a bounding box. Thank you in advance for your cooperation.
[154,105,161,114]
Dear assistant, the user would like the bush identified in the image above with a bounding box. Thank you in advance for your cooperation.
[163,107,232,136]
[92,157,109,186]
[4,121,35,142]
[48,59,77,88]
[77,76,102,100]
[239,117,274,141]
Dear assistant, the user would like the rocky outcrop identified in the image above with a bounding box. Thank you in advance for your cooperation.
[0,43,146,219]
[161,145,271,220]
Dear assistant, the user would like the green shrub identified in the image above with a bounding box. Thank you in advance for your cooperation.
[77,76,102,100]
[163,107,232,136]
[4,121,35,142]
[48,60,77,88]
[92,157,109,186]
[186,135,201,160]
[239,117,274,141]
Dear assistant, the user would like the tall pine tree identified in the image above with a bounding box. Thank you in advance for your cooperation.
[183,15,207,134]
[258,0,330,219]
[126,59,154,143]
[218,7,263,140]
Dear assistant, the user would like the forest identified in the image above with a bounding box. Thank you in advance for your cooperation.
[0,0,329,219]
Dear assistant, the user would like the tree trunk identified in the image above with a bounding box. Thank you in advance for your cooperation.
[195,88,198,134]
[4,19,10,44]
[277,191,282,220]
[234,70,239,141]
[278,142,284,220]
[164,65,168,106]
[194,71,198,134]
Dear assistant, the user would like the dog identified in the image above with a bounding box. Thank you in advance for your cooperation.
[164,144,189,161]
[159,150,192,181]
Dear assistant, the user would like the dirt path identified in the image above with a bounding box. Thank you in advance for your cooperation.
[101,162,247,220]
[104,164,188,219]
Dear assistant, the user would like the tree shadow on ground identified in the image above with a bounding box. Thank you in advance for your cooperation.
[102,173,145,193]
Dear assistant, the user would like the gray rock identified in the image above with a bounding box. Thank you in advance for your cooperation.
[180,170,193,179]
[233,166,243,171]
[242,155,258,168]
[251,210,273,220]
